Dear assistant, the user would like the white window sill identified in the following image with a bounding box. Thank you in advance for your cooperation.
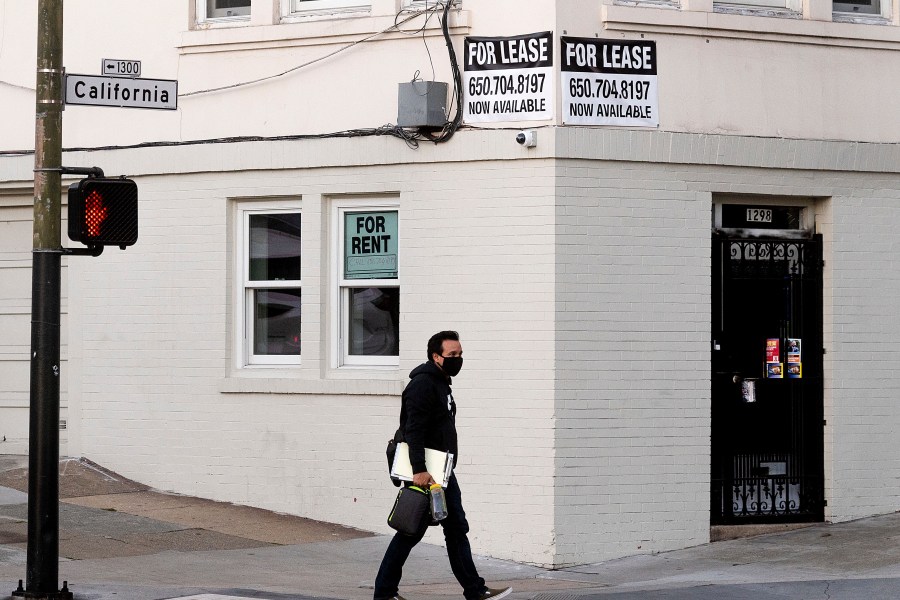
[195,16,252,29]
[614,0,681,9]
[832,12,892,24]
[281,6,372,22]
[179,9,470,55]
[602,4,900,48]
[713,4,802,18]
[221,374,402,395]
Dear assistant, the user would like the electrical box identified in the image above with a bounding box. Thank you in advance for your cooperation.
[397,81,448,128]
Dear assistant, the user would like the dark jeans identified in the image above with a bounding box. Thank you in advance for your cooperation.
[374,474,485,600]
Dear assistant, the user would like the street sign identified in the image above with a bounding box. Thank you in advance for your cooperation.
[64,73,177,110]
[102,58,141,78]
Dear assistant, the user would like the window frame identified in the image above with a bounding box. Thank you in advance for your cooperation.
[237,202,303,368]
[331,199,400,370]
[197,0,252,24]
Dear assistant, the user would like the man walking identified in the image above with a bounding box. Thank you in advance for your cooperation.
[374,331,511,600]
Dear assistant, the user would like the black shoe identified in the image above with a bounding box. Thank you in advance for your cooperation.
[478,587,512,600]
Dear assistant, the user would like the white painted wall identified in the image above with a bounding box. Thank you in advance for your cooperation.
[0,197,38,455]
[50,138,559,565]
[5,0,900,150]
[554,158,711,564]
[0,194,70,455]
[4,121,900,566]
[828,192,900,520]
[4,0,900,568]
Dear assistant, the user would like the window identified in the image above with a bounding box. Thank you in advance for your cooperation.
[198,0,251,22]
[334,202,399,367]
[286,0,368,15]
[239,204,302,366]
[833,0,880,15]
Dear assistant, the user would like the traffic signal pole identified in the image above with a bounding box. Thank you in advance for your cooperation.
[13,0,73,598]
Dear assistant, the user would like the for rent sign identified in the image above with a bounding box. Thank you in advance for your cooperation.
[344,211,398,280]
[561,38,658,128]
[463,31,554,123]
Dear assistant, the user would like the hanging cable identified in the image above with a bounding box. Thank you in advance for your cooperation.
[0,2,463,154]
[416,0,462,144]
[181,4,441,98]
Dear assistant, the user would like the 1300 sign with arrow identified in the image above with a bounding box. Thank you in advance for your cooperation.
[102,58,141,78]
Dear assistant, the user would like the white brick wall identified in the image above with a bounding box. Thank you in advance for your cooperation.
[6,128,900,567]
[828,195,900,521]
[554,161,712,564]
[0,199,70,455]
[61,157,559,566]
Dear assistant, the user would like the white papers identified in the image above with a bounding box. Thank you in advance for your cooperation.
[390,442,454,487]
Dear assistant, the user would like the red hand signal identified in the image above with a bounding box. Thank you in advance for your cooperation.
[84,190,108,238]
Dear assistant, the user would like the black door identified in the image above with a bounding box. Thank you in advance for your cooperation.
[711,235,824,524]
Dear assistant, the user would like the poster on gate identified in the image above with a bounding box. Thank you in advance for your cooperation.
[786,338,802,378]
[765,338,780,363]
[765,338,782,379]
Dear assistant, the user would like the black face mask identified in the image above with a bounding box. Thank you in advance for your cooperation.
[439,356,463,377]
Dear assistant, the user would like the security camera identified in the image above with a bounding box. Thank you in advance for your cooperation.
[516,130,537,148]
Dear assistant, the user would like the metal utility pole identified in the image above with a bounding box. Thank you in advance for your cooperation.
[13,0,73,598]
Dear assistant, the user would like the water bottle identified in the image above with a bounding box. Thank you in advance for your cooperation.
[429,484,448,522]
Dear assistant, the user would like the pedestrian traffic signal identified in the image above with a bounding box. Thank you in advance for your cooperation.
[68,177,138,249]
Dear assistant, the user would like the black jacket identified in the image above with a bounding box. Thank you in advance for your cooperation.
[400,361,458,474]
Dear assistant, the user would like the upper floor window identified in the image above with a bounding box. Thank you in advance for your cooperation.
[286,0,368,15]
[238,203,302,367]
[833,0,882,16]
[199,0,251,22]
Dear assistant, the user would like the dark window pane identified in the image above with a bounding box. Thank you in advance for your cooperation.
[254,289,301,355]
[207,0,251,16]
[833,0,878,12]
[348,287,399,356]
[249,213,301,281]
[210,0,250,9]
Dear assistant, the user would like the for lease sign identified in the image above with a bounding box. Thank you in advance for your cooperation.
[463,31,554,123]
[561,37,658,128]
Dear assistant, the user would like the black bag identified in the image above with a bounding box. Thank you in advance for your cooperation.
[386,428,403,487]
[387,485,430,536]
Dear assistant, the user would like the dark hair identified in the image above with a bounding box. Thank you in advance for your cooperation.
[427,330,459,362]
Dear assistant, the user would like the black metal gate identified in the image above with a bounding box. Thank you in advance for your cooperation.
[711,235,824,524]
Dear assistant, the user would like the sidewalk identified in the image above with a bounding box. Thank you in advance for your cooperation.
[2,456,900,600]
